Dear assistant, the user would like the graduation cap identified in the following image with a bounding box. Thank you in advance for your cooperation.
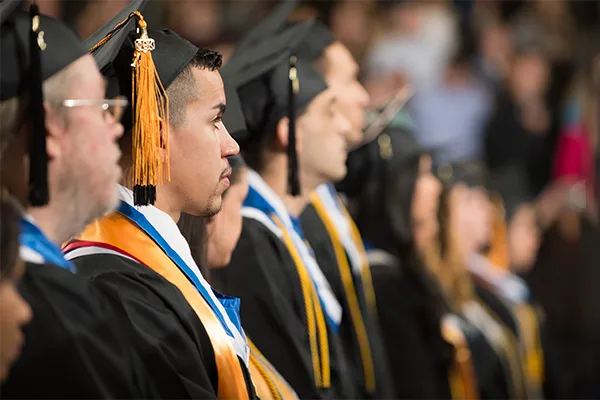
[294,20,334,61]
[233,0,333,62]
[0,0,23,25]
[1,2,88,206]
[337,103,421,198]
[232,0,300,56]
[223,19,326,196]
[82,0,148,70]
[85,3,198,206]
[434,161,490,190]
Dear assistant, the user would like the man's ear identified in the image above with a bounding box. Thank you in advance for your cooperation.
[275,117,302,155]
[43,104,65,161]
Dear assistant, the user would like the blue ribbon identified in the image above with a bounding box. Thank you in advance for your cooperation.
[117,201,242,338]
[244,186,339,331]
[20,217,75,271]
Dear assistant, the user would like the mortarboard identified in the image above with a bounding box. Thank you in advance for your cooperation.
[294,20,334,61]
[223,19,326,196]
[85,3,198,206]
[337,103,421,198]
[1,2,88,206]
[435,161,490,191]
[232,0,300,57]
[233,0,334,62]
[82,0,148,73]
[0,0,24,25]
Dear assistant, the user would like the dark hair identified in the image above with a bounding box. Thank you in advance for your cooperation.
[355,153,421,260]
[353,150,449,333]
[1,195,21,280]
[167,48,223,127]
[177,213,210,278]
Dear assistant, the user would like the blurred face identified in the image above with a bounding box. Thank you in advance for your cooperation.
[480,24,512,63]
[508,204,541,272]
[412,155,442,251]
[0,258,32,382]
[205,168,248,268]
[469,187,493,249]
[168,68,240,217]
[391,2,422,35]
[321,42,370,148]
[456,186,493,253]
[298,88,352,186]
[511,53,550,98]
[52,55,124,224]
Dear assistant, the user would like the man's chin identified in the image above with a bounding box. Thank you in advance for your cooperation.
[328,166,348,185]
[201,197,223,218]
[97,188,120,219]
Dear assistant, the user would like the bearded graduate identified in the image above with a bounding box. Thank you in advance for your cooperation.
[0,1,156,397]
[210,20,358,398]
[62,4,256,399]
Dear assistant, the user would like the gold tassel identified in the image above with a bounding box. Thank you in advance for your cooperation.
[130,12,169,205]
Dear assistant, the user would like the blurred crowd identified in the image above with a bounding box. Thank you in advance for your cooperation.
[40,0,599,208]
[2,0,599,398]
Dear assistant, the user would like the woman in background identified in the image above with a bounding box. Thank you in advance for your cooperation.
[178,155,298,400]
[348,120,482,399]
[0,194,32,382]
[441,163,545,398]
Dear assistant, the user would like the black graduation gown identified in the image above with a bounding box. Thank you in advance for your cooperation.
[473,281,520,338]
[470,281,528,398]
[370,261,453,399]
[460,314,511,399]
[72,253,255,400]
[211,218,356,400]
[526,217,600,398]
[300,203,394,399]
[0,262,157,399]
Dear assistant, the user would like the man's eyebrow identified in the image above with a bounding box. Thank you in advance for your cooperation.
[213,103,226,116]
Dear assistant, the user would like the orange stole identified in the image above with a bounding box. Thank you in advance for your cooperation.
[74,213,250,400]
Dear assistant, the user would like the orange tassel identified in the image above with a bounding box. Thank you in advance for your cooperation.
[130,12,169,205]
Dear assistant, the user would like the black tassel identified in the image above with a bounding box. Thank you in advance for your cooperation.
[28,3,49,206]
[287,55,300,196]
[133,185,156,206]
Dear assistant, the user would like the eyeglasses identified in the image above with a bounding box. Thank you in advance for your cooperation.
[58,96,129,122]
